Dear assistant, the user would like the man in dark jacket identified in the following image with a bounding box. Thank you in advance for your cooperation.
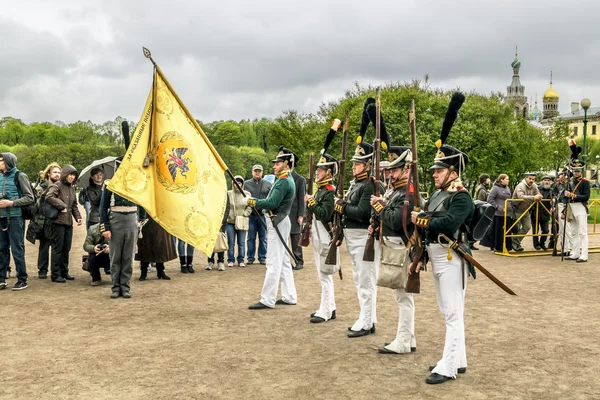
[45,165,83,283]
[85,167,104,229]
[531,175,553,250]
[289,169,306,270]
[243,165,271,265]
[0,152,35,290]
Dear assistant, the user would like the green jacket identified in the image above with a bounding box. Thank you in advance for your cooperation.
[379,182,415,241]
[343,176,375,230]
[308,182,335,228]
[254,171,295,225]
[83,223,111,254]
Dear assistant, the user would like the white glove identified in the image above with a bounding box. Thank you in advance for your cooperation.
[242,197,249,206]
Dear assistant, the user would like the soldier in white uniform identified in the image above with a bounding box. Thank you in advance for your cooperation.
[245,147,297,309]
[370,145,417,354]
[564,140,591,263]
[305,153,339,323]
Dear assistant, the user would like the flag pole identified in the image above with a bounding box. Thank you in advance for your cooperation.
[142,47,228,171]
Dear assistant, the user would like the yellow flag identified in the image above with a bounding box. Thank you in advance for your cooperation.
[108,67,228,255]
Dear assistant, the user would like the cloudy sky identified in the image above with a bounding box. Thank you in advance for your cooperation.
[2,0,599,124]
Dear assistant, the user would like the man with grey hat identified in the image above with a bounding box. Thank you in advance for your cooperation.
[243,164,271,265]
[532,175,553,251]
[511,172,542,251]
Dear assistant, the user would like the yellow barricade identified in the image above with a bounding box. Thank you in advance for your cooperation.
[496,198,600,257]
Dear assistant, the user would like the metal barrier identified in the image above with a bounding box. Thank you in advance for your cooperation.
[495,197,600,257]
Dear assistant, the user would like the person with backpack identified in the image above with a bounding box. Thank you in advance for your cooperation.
[0,152,35,291]
[31,163,62,279]
[45,165,83,283]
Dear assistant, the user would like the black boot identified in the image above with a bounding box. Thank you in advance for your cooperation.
[139,263,147,281]
[187,255,195,273]
[157,263,171,280]
[179,256,188,273]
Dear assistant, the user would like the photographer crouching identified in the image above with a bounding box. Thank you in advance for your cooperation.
[83,223,110,286]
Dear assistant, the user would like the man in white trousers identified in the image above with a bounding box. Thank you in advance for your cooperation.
[564,140,591,263]
[370,145,417,354]
[305,153,339,323]
[412,92,474,384]
[334,142,379,338]
[245,147,297,309]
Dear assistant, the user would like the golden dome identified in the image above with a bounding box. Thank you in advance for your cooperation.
[543,84,559,100]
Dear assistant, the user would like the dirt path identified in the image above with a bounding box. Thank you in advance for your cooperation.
[1,222,599,399]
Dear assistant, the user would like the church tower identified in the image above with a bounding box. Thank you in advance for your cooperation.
[542,71,560,119]
[529,94,542,122]
[506,48,529,118]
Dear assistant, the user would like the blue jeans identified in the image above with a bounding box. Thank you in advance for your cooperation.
[226,223,247,263]
[246,214,267,262]
[0,217,27,282]
[175,238,194,257]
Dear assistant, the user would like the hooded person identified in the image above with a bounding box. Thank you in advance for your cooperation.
[563,139,591,262]
[0,152,35,290]
[411,92,474,384]
[99,121,147,299]
[45,164,84,283]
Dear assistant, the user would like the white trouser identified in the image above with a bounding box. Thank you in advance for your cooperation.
[344,228,378,331]
[567,203,589,260]
[427,243,467,379]
[382,238,415,354]
[557,203,573,252]
[311,221,338,320]
[260,217,297,307]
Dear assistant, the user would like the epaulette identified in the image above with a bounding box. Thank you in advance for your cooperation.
[278,173,289,179]
[326,184,335,191]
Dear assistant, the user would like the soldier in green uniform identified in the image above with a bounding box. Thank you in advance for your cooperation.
[370,145,417,354]
[411,92,474,384]
[245,147,297,309]
[305,152,339,323]
[334,142,379,338]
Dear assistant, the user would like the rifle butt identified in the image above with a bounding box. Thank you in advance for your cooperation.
[299,225,311,247]
[362,235,375,262]
[325,242,338,265]
[404,273,420,294]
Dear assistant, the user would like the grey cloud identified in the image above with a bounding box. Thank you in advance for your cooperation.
[2,0,600,124]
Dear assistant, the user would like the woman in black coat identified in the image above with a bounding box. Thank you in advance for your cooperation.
[137,217,178,280]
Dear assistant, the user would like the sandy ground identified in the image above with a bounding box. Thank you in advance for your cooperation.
[1,221,599,400]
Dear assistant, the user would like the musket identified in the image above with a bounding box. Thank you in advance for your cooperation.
[363,87,381,262]
[439,234,517,296]
[405,99,422,294]
[326,112,349,279]
[299,153,315,247]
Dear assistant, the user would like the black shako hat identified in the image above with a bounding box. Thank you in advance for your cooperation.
[272,146,297,169]
[430,92,468,174]
[351,142,374,164]
[386,146,412,170]
[568,139,584,171]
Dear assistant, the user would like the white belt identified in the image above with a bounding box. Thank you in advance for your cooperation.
[111,206,137,213]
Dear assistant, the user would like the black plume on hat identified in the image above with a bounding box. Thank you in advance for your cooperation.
[366,98,390,151]
[439,92,466,146]
[568,139,584,169]
[357,97,375,145]
[121,120,130,151]
[321,119,341,155]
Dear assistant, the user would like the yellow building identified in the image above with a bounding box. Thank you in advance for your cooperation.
[560,103,600,139]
